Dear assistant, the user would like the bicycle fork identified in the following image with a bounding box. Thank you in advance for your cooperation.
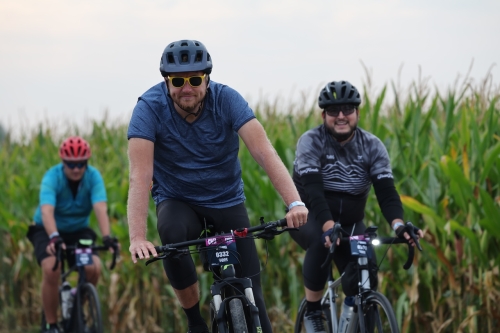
[211,267,262,332]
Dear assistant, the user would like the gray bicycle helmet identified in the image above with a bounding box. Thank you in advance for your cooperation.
[160,40,213,77]
[318,81,361,108]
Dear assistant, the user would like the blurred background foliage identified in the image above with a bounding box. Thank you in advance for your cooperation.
[1,74,499,333]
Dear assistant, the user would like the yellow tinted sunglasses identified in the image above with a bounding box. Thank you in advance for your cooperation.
[168,74,206,88]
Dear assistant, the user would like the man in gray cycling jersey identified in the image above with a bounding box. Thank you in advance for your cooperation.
[291,80,423,333]
[126,39,308,333]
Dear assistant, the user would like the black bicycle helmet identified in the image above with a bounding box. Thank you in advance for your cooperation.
[159,40,213,77]
[318,81,361,108]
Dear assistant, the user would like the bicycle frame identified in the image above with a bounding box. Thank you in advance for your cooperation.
[322,268,343,333]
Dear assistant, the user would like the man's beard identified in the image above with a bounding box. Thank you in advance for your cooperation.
[327,124,357,142]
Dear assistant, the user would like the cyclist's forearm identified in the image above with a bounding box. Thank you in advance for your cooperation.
[301,173,333,224]
[41,204,58,236]
[239,119,301,205]
[93,201,111,237]
[127,138,154,242]
[264,159,302,206]
[127,181,150,242]
[252,144,301,205]
[373,177,404,225]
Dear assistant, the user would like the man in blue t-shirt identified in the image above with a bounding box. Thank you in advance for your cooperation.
[27,136,116,333]
[127,39,309,333]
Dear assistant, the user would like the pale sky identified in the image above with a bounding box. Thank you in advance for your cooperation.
[1,0,499,134]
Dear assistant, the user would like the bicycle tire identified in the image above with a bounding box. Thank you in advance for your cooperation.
[294,297,331,333]
[75,282,103,333]
[229,298,249,333]
[350,291,399,333]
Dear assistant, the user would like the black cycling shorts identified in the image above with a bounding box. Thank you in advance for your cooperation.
[27,224,97,266]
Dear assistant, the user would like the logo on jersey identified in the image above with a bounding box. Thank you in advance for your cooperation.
[326,155,335,160]
[298,167,319,175]
[377,173,393,179]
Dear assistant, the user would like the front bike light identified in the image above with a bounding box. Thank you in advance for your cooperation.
[371,239,381,246]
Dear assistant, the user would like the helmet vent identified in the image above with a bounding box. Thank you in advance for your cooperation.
[181,53,189,63]
[348,90,354,99]
[167,53,174,64]
[195,51,203,63]
[180,41,188,46]
[341,86,347,98]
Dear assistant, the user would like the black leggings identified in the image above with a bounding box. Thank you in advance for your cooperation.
[156,199,272,333]
[290,217,369,292]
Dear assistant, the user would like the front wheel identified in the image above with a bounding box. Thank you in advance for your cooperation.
[75,282,103,333]
[350,291,399,333]
[229,298,248,333]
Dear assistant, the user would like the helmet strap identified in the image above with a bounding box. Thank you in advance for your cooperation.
[182,100,204,120]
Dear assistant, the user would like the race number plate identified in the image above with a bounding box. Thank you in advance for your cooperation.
[205,235,239,266]
[350,239,368,257]
[75,248,93,266]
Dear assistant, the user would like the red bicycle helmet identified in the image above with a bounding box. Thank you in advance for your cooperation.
[59,136,92,161]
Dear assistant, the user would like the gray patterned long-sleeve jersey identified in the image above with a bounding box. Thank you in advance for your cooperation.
[293,125,395,225]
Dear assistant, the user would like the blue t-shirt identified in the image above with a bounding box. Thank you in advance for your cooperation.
[127,81,255,208]
[33,164,108,232]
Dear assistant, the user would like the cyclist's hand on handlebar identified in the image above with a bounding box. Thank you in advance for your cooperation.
[322,227,340,248]
[129,239,157,263]
[103,235,120,253]
[395,223,424,247]
[285,205,309,228]
[46,236,65,256]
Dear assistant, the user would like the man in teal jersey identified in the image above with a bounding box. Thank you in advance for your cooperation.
[127,39,309,333]
[27,136,116,333]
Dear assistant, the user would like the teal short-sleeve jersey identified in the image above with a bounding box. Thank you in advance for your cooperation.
[33,164,107,232]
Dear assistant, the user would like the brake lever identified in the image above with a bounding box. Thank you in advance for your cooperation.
[52,242,63,271]
[145,256,164,266]
[254,231,276,241]
[406,222,423,252]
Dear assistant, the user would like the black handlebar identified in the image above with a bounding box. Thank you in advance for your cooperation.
[52,240,120,272]
[320,222,422,270]
[143,217,292,265]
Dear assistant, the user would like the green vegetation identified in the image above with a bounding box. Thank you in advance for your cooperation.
[1,77,499,333]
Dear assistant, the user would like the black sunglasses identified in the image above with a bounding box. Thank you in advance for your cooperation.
[64,161,88,169]
[324,105,357,117]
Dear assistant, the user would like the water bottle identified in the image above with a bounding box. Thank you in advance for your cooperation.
[60,281,72,319]
[338,296,355,333]
[66,288,77,318]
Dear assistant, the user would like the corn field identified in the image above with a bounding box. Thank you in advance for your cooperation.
[1,76,499,333]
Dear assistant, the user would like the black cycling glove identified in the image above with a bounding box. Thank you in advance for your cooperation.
[103,235,118,249]
[49,235,63,247]
[395,223,421,239]
[322,228,334,244]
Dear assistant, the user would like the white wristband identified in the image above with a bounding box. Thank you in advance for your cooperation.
[49,231,60,239]
[392,222,404,232]
[288,201,305,210]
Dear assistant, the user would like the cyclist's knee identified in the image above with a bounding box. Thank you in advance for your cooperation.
[85,255,101,284]
[41,257,60,280]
